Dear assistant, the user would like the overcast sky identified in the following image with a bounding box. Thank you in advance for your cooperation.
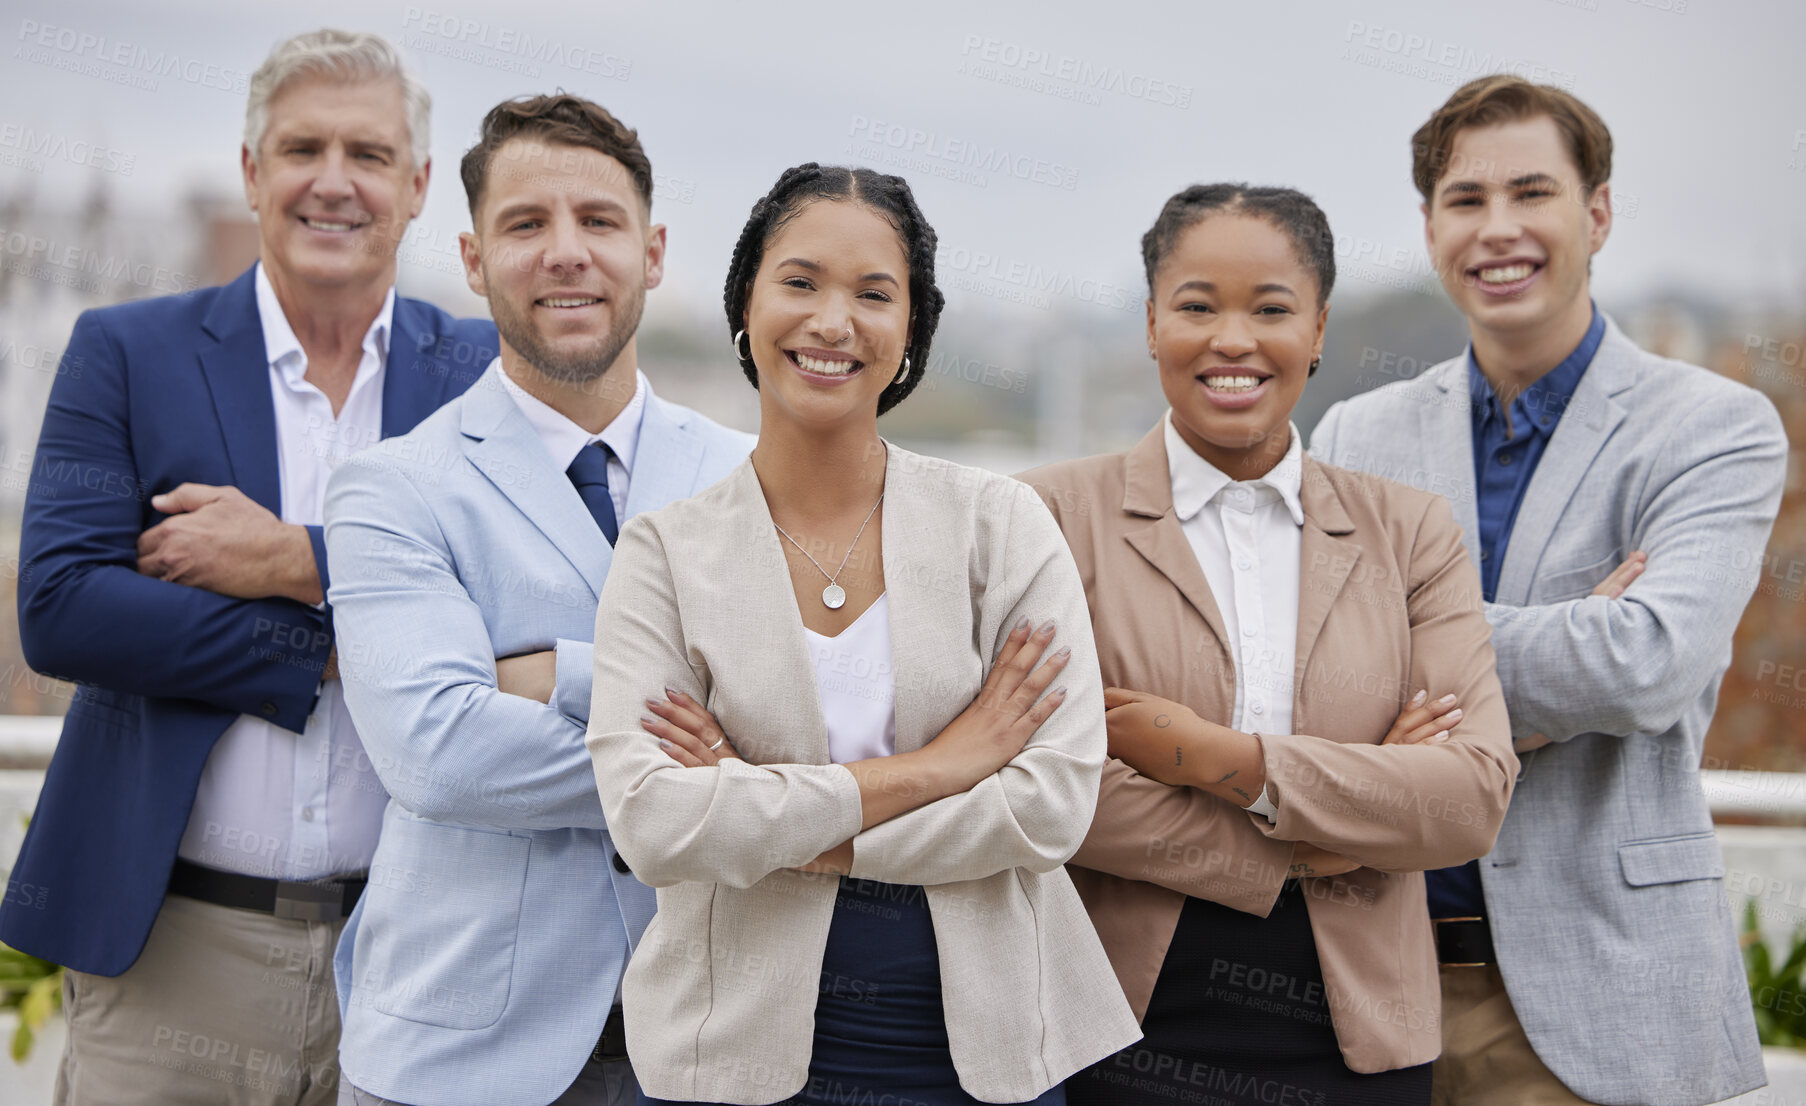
[4,0,1803,322]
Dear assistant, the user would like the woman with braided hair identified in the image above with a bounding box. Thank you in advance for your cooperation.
[1020,184,1516,1105]
[583,163,1138,1105]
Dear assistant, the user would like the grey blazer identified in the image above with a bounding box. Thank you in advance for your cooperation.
[584,443,1139,1104]
[1313,317,1783,1106]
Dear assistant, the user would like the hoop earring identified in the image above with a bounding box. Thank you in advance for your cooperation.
[893,356,911,386]
[732,329,751,363]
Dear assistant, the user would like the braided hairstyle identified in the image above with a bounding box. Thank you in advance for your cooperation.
[1141,183,1335,374]
[723,164,945,416]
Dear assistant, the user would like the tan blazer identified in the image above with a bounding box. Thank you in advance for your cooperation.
[585,442,1139,1105]
[1019,422,1518,1074]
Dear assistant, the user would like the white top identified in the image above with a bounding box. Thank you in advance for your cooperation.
[1164,411,1304,821]
[176,262,393,880]
[804,594,897,764]
[497,360,648,524]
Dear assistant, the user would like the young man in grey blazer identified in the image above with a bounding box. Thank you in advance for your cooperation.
[1312,76,1783,1105]
[323,95,751,1106]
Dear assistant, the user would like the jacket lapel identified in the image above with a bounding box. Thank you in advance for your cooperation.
[460,365,612,597]
[196,268,282,514]
[1293,458,1361,720]
[1418,358,1482,570]
[381,298,446,439]
[1118,423,1232,654]
[1493,320,1634,605]
[622,389,705,522]
[879,442,971,756]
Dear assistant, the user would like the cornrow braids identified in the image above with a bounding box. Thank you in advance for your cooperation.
[723,163,945,416]
[1140,182,1337,311]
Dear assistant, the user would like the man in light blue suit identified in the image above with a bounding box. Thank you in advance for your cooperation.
[1313,77,1781,1105]
[323,95,753,1106]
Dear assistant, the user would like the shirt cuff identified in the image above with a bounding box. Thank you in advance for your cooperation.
[1244,784,1278,824]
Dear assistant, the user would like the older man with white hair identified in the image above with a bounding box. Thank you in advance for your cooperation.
[2,29,495,1105]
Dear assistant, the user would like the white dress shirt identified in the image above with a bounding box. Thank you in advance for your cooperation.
[176,263,393,880]
[1164,411,1304,820]
[497,360,647,525]
[805,594,897,764]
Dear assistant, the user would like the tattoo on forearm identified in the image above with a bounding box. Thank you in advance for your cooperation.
[1288,862,1316,878]
[1231,786,1254,803]
[1154,714,1171,728]
[1214,769,1238,784]
[1174,746,1183,766]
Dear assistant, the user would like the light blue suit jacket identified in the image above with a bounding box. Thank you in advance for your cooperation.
[323,363,753,1106]
[1313,317,1781,1106]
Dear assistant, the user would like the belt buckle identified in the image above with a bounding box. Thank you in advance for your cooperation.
[273,879,343,923]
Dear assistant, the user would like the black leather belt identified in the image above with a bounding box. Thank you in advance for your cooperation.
[168,858,366,923]
[591,1005,628,1064]
[1434,916,1495,967]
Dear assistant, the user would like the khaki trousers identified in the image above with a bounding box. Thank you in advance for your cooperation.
[55,892,345,1106]
[1433,964,1594,1106]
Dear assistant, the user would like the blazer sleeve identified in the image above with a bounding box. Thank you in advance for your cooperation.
[1251,494,1518,871]
[16,309,331,732]
[586,516,864,889]
[324,452,608,831]
[845,481,1108,885]
[1482,393,1787,742]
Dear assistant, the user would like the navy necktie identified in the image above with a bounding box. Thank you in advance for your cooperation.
[566,442,619,545]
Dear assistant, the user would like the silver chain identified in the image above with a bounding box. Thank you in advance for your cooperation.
[771,492,884,588]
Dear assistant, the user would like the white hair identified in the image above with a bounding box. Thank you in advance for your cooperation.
[244,29,431,168]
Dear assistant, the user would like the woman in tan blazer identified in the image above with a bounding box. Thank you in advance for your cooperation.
[1020,184,1518,1105]
[584,164,1138,1106]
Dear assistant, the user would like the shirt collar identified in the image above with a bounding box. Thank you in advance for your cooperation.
[253,261,394,385]
[497,363,649,475]
[1163,411,1305,527]
[1467,300,1603,439]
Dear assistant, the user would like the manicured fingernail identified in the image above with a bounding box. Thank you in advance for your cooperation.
[1446,708,1463,722]
[1014,616,1030,632]
[1052,686,1068,699]
[665,687,684,699]
[1430,730,1449,743]
[655,736,671,748]
[646,698,662,710]
[1437,694,1457,707]
[1411,689,1427,708]
[1054,646,1071,659]
[1037,620,1056,635]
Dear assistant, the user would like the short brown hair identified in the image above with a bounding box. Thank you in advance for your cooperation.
[1411,75,1612,203]
[460,93,653,219]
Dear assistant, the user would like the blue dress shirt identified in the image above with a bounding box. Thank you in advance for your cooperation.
[1426,303,1604,922]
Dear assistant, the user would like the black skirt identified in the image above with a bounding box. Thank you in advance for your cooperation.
[1066,882,1430,1106]
[645,877,1064,1106]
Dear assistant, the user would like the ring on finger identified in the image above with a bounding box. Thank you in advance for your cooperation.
[708,737,724,751]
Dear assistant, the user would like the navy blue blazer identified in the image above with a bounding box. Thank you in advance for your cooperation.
[2,265,496,975]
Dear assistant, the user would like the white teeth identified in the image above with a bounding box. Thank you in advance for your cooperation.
[1477,262,1534,284]
[1203,375,1263,393]
[304,218,357,232]
[540,297,601,308]
[795,352,858,376]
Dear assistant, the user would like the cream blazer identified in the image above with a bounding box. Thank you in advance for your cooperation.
[585,442,1139,1105]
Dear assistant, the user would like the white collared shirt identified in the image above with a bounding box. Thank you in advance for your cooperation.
[175,263,393,880]
[497,361,647,523]
[1165,412,1303,818]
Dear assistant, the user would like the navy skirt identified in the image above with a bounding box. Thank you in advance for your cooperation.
[643,877,1064,1106]
[1066,882,1431,1106]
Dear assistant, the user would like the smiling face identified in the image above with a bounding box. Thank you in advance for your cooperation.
[459,137,664,385]
[1147,212,1327,479]
[1424,115,1610,347]
[741,199,911,430]
[242,76,427,294]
